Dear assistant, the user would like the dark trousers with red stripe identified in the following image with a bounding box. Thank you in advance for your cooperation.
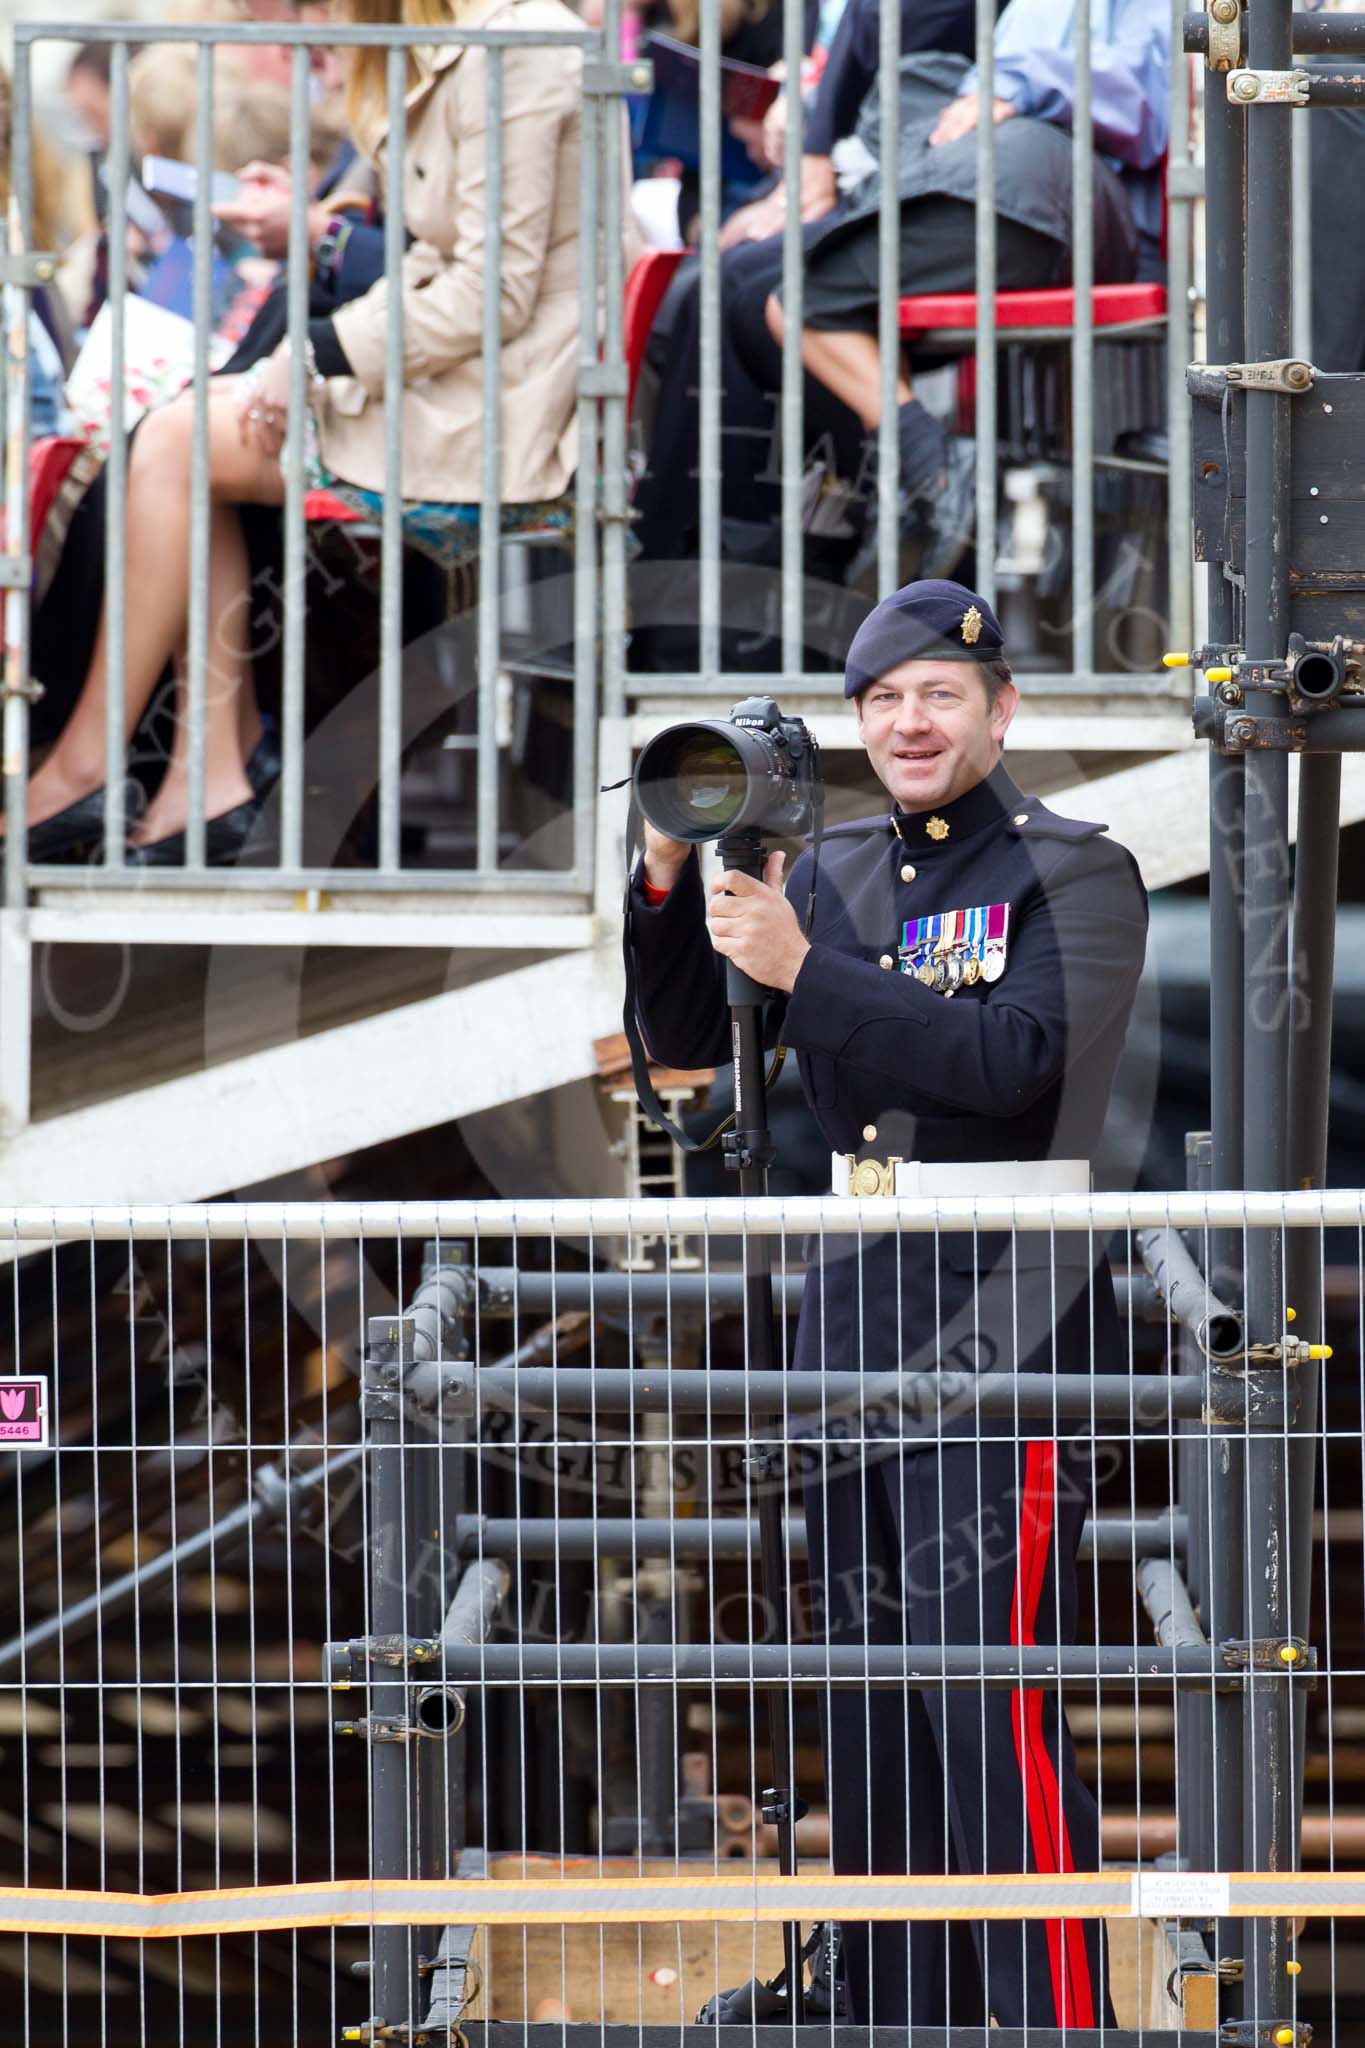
[803,1438,1116,2030]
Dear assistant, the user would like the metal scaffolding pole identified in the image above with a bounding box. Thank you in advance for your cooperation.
[1238,0,1298,2013]
[1199,42,1251,2009]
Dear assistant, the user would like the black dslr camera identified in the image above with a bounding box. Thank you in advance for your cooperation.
[633,695,820,846]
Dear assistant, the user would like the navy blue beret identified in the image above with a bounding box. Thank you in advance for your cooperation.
[843,579,1006,698]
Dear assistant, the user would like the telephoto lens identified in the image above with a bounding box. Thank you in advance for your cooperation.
[633,697,819,844]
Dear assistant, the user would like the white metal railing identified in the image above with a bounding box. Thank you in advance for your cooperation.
[0,1188,1355,2041]
[1,1186,1363,1240]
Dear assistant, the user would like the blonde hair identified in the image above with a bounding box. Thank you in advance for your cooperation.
[214,76,294,170]
[345,0,482,160]
[666,0,768,49]
[128,42,256,164]
[0,60,90,248]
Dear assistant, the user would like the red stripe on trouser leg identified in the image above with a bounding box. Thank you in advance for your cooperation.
[1008,1441,1097,2028]
[1025,1689,1097,2025]
[1009,1692,1066,2020]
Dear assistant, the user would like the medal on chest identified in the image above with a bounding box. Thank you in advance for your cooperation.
[898,902,1011,993]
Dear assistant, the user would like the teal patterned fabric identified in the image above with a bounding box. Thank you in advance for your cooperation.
[304,418,573,570]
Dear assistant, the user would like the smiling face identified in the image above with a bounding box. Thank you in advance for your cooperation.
[854,657,1019,813]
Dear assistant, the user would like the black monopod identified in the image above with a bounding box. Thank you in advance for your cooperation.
[624,700,823,2024]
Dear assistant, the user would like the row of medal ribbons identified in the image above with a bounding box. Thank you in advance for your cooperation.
[898,903,1010,992]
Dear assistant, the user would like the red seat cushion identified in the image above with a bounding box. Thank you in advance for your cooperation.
[898,282,1167,337]
[624,249,685,415]
[304,487,363,523]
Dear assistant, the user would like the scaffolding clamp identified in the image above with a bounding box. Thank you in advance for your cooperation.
[1206,0,1242,71]
[1227,66,1311,104]
[341,2022,467,2046]
[1204,1365,1294,1424]
[1244,1333,1334,1366]
[1225,357,1315,393]
[326,1634,443,1682]
[759,1786,810,1826]
[1219,2022,1313,2046]
[1219,1636,1317,1675]
[1221,712,1310,753]
[334,1713,412,1744]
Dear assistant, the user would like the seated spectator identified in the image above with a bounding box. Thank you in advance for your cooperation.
[632,0,1166,604]
[631,0,976,595]
[636,0,801,233]
[768,0,1168,568]
[0,62,79,432]
[63,40,112,157]
[6,0,594,868]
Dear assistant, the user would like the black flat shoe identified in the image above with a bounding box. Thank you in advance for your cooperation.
[126,794,274,868]
[245,722,282,798]
[24,781,145,864]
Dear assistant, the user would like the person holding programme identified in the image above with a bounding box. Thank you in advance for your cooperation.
[627,577,1149,2029]
[9,0,591,866]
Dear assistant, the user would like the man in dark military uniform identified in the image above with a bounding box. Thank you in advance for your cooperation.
[627,579,1148,2031]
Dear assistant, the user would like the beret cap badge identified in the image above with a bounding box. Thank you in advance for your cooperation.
[961,605,983,646]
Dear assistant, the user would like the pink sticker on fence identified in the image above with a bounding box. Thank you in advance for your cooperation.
[0,1378,48,1446]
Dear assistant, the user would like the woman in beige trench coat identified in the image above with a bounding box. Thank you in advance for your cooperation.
[10,0,591,866]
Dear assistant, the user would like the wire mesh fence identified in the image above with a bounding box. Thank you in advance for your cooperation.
[1,1194,1361,2043]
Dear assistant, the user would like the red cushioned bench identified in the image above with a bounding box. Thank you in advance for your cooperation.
[898,280,1168,345]
[621,253,1166,410]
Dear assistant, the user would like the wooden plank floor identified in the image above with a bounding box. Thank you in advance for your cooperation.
[30,945,548,1123]
[466,1858,1182,2031]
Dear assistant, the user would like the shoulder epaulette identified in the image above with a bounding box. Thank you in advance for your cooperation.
[806,812,893,844]
[1007,799,1109,844]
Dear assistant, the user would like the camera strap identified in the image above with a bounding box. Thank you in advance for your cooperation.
[617,790,825,1156]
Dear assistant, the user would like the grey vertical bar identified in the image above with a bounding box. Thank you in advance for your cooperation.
[781,0,806,658]
[1204,63,1246,1306]
[183,40,216,874]
[0,42,35,1134]
[476,48,503,876]
[1287,762,1338,1201]
[1175,1141,1213,1873]
[1202,64,1247,2003]
[368,1382,419,2023]
[1240,0,1295,1985]
[573,67,601,876]
[379,45,408,875]
[102,42,131,863]
[280,44,314,877]
[3,40,36,908]
[599,0,629,726]
[1290,105,1313,360]
[973,0,997,610]
[1164,0,1193,654]
[1070,0,1094,678]
[698,0,720,681]
[876,0,900,600]
[1285,747,1337,1886]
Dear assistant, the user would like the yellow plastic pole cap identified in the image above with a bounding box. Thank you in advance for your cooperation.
[1287,1959,1303,1977]
[1274,2028,1297,2046]
[1286,1305,1297,1322]
[1163,651,1191,668]
[1205,667,1235,683]
[1303,1344,1332,1361]
[1280,1644,1301,1664]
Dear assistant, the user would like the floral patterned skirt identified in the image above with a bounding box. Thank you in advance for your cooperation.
[302,413,573,573]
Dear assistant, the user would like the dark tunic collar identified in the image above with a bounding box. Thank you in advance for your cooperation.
[892,761,1023,852]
